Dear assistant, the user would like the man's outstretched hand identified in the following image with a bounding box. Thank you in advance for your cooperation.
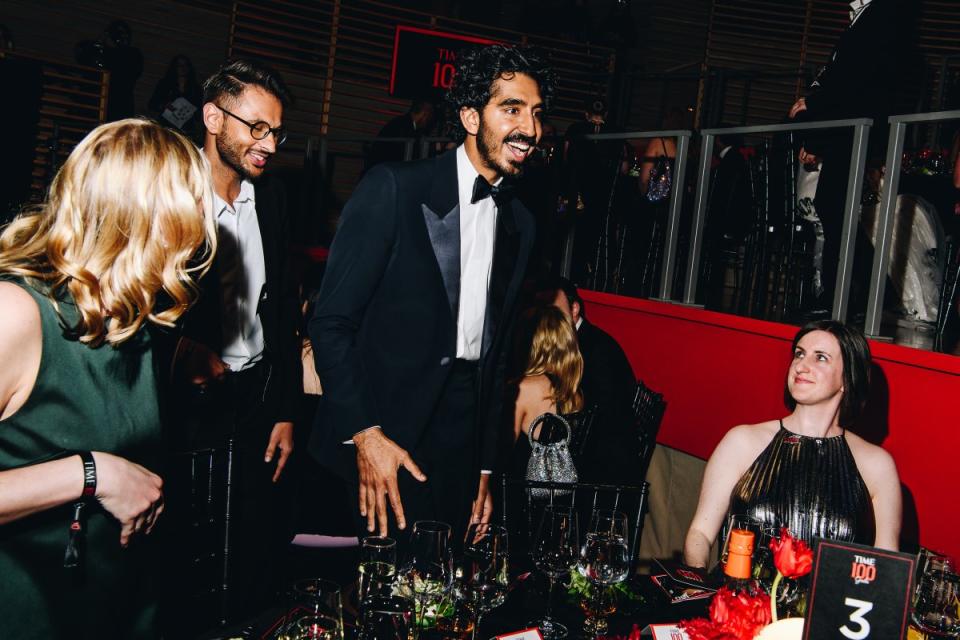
[353,428,426,536]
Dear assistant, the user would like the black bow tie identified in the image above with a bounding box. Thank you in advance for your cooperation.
[471,175,513,205]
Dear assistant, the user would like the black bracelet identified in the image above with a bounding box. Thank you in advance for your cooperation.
[78,451,96,498]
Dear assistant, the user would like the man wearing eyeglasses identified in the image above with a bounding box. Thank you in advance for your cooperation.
[159,58,301,625]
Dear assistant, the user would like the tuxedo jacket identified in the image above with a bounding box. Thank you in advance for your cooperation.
[576,318,640,485]
[799,0,905,156]
[161,174,302,424]
[308,149,535,473]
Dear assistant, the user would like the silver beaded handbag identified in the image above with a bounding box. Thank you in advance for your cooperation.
[525,413,578,499]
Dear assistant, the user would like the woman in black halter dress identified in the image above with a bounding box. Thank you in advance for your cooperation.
[683,321,902,568]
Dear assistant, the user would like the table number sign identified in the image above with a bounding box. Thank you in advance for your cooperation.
[646,623,691,639]
[496,628,544,640]
[804,538,916,640]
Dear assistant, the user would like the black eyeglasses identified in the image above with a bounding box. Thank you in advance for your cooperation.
[216,105,287,146]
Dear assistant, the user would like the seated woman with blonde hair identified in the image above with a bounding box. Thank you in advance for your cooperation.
[0,119,216,637]
[684,320,902,568]
[513,304,584,444]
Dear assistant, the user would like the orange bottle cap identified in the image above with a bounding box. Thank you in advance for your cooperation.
[724,529,755,579]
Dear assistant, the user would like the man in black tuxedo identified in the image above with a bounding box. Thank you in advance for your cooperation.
[310,45,555,540]
[548,278,639,485]
[163,59,301,620]
[788,0,908,314]
[364,99,435,172]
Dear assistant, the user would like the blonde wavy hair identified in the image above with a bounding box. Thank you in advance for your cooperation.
[0,118,217,347]
[523,305,584,414]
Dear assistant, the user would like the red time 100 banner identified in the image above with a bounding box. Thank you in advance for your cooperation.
[389,26,497,99]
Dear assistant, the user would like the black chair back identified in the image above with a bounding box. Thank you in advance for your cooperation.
[566,402,600,459]
[498,476,649,576]
[632,379,666,479]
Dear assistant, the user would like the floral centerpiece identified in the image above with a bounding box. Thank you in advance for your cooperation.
[680,528,814,640]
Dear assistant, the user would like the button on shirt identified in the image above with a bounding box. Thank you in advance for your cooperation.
[455,145,498,361]
[214,179,267,370]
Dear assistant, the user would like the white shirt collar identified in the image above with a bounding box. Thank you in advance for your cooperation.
[849,0,872,24]
[214,179,256,216]
[456,145,502,206]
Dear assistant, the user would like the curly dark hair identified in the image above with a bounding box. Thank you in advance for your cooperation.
[445,44,556,143]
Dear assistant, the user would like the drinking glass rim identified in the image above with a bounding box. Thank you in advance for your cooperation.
[361,535,397,548]
[411,520,452,534]
[292,577,342,596]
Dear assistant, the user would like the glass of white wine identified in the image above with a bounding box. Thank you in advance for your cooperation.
[359,536,397,607]
[457,523,509,639]
[578,510,630,636]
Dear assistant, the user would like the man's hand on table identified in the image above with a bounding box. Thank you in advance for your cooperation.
[353,427,426,536]
[469,473,493,528]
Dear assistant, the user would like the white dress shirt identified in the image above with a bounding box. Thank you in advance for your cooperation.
[455,145,499,361]
[214,179,267,370]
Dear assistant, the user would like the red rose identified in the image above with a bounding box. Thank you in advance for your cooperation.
[684,587,771,640]
[769,528,814,579]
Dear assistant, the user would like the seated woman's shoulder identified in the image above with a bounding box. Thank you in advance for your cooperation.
[519,374,552,395]
[724,420,780,444]
[844,431,897,472]
[715,420,780,457]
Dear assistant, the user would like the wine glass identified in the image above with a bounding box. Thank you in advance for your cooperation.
[456,523,509,639]
[401,521,454,634]
[530,505,579,640]
[284,579,344,640]
[359,536,398,607]
[912,565,960,636]
[578,510,630,637]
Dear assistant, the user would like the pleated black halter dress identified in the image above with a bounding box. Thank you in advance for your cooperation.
[729,420,874,545]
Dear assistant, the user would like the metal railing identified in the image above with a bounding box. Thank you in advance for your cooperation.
[864,109,960,338]
[577,129,693,300]
[690,118,873,322]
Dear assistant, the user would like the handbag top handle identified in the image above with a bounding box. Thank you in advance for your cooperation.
[527,412,573,448]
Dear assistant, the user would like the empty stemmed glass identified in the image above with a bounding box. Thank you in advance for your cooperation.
[456,523,510,639]
[401,521,454,634]
[578,510,630,637]
[530,505,579,640]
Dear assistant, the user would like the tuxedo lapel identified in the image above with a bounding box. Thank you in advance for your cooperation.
[421,150,461,322]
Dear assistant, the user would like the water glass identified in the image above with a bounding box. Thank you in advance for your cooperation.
[359,595,415,640]
[359,536,398,605]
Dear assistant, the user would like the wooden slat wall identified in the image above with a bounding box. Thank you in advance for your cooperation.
[228,0,616,207]
[623,0,711,130]
[705,0,809,126]
[702,0,960,129]
[4,0,232,199]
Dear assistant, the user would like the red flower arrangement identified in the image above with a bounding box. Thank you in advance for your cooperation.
[681,528,814,639]
[768,528,813,622]
[681,587,772,640]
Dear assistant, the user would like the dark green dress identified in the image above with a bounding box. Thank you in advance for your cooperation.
[0,279,161,639]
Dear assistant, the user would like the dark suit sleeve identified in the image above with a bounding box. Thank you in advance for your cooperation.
[273,183,303,424]
[803,1,898,119]
[308,165,399,441]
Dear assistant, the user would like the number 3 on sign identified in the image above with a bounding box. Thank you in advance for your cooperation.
[839,597,873,639]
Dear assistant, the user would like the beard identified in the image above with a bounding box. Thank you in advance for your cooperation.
[476,119,536,180]
[215,131,260,182]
